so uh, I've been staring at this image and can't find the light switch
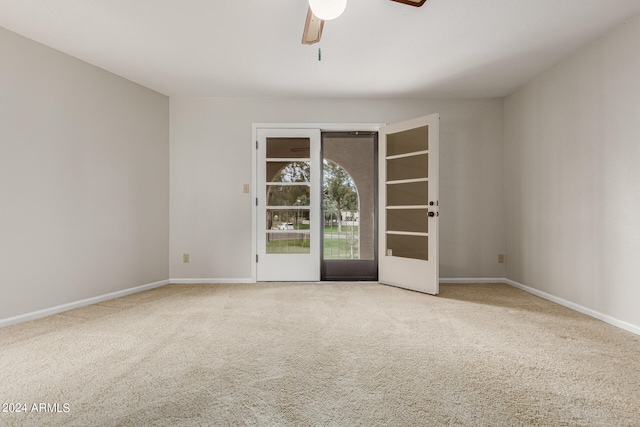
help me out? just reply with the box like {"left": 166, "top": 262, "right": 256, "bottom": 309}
{"left": 243, "top": 184, "right": 250, "bottom": 193}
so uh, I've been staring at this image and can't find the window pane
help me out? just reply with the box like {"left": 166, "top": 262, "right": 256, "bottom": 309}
{"left": 266, "top": 185, "right": 310, "bottom": 206}
{"left": 387, "top": 153, "right": 428, "bottom": 181}
{"left": 387, "top": 126, "right": 428, "bottom": 156}
{"left": 266, "top": 210, "right": 310, "bottom": 231}
{"left": 266, "top": 137, "right": 310, "bottom": 159}
{"left": 387, "top": 209, "right": 428, "bottom": 233}
{"left": 386, "top": 181, "right": 428, "bottom": 206}
{"left": 387, "top": 234, "right": 428, "bottom": 261}
{"left": 266, "top": 232, "right": 311, "bottom": 254}
{"left": 267, "top": 161, "right": 310, "bottom": 183}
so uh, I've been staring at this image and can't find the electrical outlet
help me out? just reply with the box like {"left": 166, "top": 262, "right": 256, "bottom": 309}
{"left": 183, "top": 253, "right": 190, "bottom": 263}
{"left": 386, "top": 249, "right": 393, "bottom": 256}
{"left": 498, "top": 253, "right": 505, "bottom": 264}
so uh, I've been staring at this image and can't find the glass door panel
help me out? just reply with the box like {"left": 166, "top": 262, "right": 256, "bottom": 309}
{"left": 266, "top": 185, "right": 310, "bottom": 206}
{"left": 386, "top": 136, "right": 429, "bottom": 261}
{"left": 386, "top": 234, "right": 428, "bottom": 261}
{"left": 266, "top": 138, "right": 311, "bottom": 158}
{"left": 387, "top": 153, "right": 428, "bottom": 181}
{"left": 267, "top": 161, "right": 310, "bottom": 183}
{"left": 387, "top": 208, "right": 429, "bottom": 233}
{"left": 386, "top": 181, "right": 428, "bottom": 207}
{"left": 387, "top": 126, "right": 428, "bottom": 156}
{"left": 265, "top": 138, "right": 312, "bottom": 257}
{"left": 265, "top": 209, "right": 310, "bottom": 254}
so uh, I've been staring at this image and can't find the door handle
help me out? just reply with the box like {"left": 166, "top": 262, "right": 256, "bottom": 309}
{"left": 428, "top": 211, "right": 435, "bottom": 217}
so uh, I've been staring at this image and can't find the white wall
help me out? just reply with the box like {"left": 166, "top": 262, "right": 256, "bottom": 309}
{"left": 0, "top": 27, "right": 169, "bottom": 320}
{"left": 504, "top": 15, "right": 640, "bottom": 328}
{"left": 170, "top": 97, "right": 504, "bottom": 281}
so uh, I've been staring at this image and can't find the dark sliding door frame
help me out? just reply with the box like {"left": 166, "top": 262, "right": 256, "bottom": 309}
{"left": 321, "top": 131, "right": 379, "bottom": 281}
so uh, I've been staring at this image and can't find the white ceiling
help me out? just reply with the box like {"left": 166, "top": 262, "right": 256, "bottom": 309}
{"left": 2, "top": 0, "right": 640, "bottom": 98}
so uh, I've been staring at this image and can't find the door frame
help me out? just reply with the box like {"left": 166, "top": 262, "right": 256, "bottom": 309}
{"left": 321, "top": 131, "right": 379, "bottom": 281}
{"left": 252, "top": 123, "right": 384, "bottom": 282}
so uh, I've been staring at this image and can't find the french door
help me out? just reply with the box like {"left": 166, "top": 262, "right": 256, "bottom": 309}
{"left": 256, "top": 128, "right": 321, "bottom": 281}
{"left": 254, "top": 115, "right": 438, "bottom": 291}
{"left": 378, "top": 114, "right": 439, "bottom": 295}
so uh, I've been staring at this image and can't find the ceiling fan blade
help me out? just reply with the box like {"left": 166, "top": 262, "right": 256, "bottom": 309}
{"left": 301, "top": 7, "right": 324, "bottom": 45}
{"left": 390, "top": 0, "right": 427, "bottom": 6}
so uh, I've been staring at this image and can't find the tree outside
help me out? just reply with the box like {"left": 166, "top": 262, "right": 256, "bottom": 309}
{"left": 267, "top": 161, "right": 311, "bottom": 230}
{"left": 323, "top": 160, "right": 357, "bottom": 232}
{"left": 265, "top": 159, "right": 360, "bottom": 258}
{"left": 323, "top": 160, "right": 359, "bottom": 259}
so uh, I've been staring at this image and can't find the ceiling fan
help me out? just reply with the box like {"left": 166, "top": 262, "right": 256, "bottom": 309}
{"left": 302, "top": 0, "right": 427, "bottom": 45}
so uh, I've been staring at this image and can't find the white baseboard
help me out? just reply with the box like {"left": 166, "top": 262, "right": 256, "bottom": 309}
{"left": 503, "top": 278, "right": 640, "bottom": 336}
{"left": 0, "top": 279, "right": 170, "bottom": 328}
{"left": 440, "top": 278, "right": 505, "bottom": 284}
{"left": 4, "top": 277, "right": 638, "bottom": 337}
{"left": 441, "top": 277, "right": 640, "bottom": 336}
{"left": 170, "top": 278, "right": 254, "bottom": 284}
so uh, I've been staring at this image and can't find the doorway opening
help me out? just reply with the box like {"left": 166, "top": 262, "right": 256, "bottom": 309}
{"left": 253, "top": 116, "right": 437, "bottom": 292}
{"left": 321, "top": 132, "right": 378, "bottom": 281}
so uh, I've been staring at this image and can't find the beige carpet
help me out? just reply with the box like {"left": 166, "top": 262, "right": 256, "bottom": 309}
{"left": 1, "top": 283, "right": 639, "bottom": 426}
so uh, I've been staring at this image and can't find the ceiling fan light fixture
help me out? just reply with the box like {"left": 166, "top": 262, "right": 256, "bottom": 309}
{"left": 308, "top": 0, "right": 347, "bottom": 21}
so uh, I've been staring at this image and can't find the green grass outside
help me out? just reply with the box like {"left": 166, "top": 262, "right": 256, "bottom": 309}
{"left": 266, "top": 226, "right": 359, "bottom": 259}
{"left": 266, "top": 238, "right": 310, "bottom": 254}
{"left": 323, "top": 225, "right": 359, "bottom": 234}
{"left": 323, "top": 238, "right": 359, "bottom": 259}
